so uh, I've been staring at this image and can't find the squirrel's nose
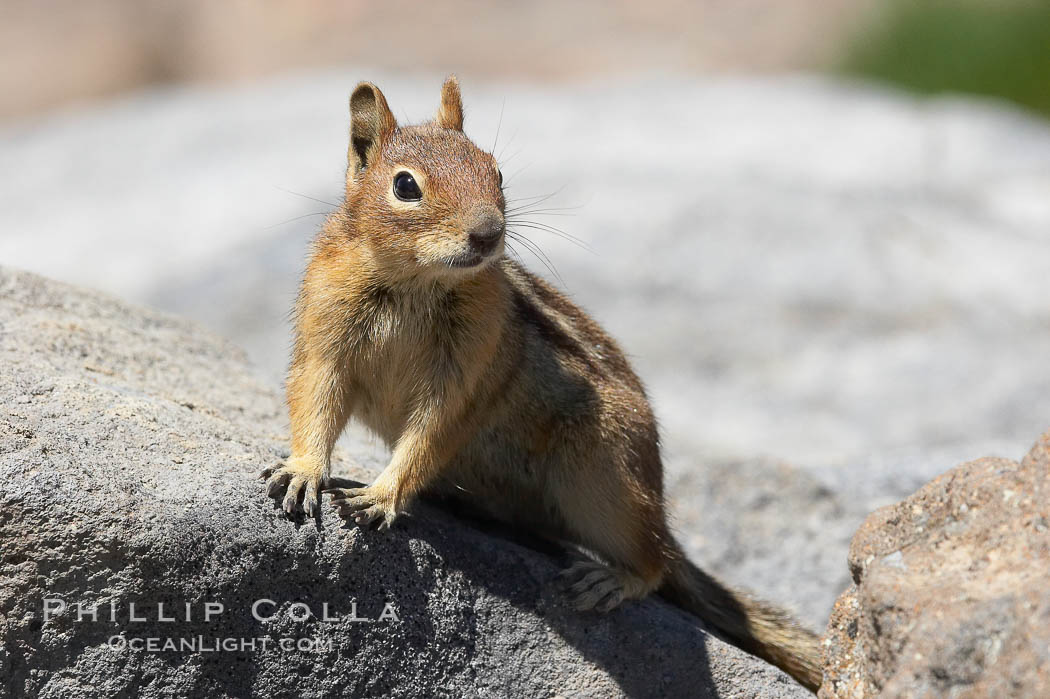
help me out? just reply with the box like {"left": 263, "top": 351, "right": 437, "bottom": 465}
{"left": 467, "top": 212, "right": 504, "bottom": 255}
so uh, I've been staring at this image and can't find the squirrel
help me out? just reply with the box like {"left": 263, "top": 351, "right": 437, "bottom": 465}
{"left": 261, "top": 76, "right": 822, "bottom": 692}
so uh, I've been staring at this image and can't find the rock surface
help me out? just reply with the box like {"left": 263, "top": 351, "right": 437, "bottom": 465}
{"left": 0, "top": 266, "right": 808, "bottom": 698}
{"left": 820, "top": 431, "right": 1050, "bottom": 698}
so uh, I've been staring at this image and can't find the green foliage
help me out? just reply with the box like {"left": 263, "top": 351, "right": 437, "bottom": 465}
{"left": 840, "top": 0, "right": 1050, "bottom": 117}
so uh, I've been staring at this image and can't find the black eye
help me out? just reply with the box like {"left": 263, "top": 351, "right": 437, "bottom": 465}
{"left": 393, "top": 171, "right": 422, "bottom": 201}
{"left": 497, "top": 169, "right": 503, "bottom": 187}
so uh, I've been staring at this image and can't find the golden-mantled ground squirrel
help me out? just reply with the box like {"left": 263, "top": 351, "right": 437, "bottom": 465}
{"left": 262, "top": 77, "right": 822, "bottom": 691}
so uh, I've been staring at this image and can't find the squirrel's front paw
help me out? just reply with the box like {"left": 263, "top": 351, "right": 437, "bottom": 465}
{"left": 261, "top": 460, "right": 326, "bottom": 517}
{"left": 325, "top": 484, "right": 400, "bottom": 530}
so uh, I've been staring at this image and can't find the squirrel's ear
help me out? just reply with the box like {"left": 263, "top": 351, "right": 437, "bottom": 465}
{"left": 436, "top": 75, "right": 464, "bottom": 131}
{"left": 348, "top": 82, "right": 397, "bottom": 174}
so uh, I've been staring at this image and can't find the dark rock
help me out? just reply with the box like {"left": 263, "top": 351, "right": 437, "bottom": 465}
{"left": 0, "top": 266, "right": 806, "bottom": 698}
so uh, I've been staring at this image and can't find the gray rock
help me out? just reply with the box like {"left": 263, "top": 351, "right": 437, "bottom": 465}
{"left": 0, "top": 266, "right": 808, "bottom": 698}
{"left": 820, "top": 430, "right": 1050, "bottom": 698}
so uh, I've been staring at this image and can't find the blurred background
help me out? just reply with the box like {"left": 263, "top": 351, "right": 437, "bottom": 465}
{"left": 2, "top": 0, "right": 1049, "bottom": 627}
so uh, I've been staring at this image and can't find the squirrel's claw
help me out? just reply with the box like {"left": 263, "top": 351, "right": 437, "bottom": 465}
{"left": 262, "top": 462, "right": 324, "bottom": 518}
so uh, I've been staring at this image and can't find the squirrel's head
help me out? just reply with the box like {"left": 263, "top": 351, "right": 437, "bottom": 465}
{"left": 342, "top": 76, "right": 505, "bottom": 281}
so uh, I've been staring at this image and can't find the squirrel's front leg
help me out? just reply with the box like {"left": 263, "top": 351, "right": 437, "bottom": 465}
{"left": 262, "top": 342, "right": 352, "bottom": 517}
{"left": 326, "top": 399, "right": 468, "bottom": 530}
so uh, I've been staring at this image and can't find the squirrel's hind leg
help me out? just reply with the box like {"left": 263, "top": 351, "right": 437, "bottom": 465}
{"left": 549, "top": 474, "right": 669, "bottom": 613}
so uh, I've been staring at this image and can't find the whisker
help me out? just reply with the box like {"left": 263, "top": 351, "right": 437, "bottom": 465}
{"left": 506, "top": 217, "right": 585, "bottom": 235}
{"left": 501, "top": 162, "right": 538, "bottom": 190}
{"left": 506, "top": 221, "right": 595, "bottom": 254}
{"left": 505, "top": 185, "right": 567, "bottom": 207}
{"left": 505, "top": 189, "right": 563, "bottom": 202}
{"left": 505, "top": 206, "right": 582, "bottom": 221}
{"left": 507, "top": 230, "right": 565, "bottom": 285}
{"left": 496, "top": 128, "right": 519, "bottom": 163}
{"left": 498, "top": 150, "right": 526, "bottom": 172}
{"left": 491, "top": 97, "right": 506, "bottom": 154}
{"left": 505, "top": 200, "right": 582, "bottom": 215}
{"left": 504, "top": 240, "right": 526, "bottom": 266}
{"left": 264, "top": 212, "right": 330, "bottom": 229}
{"left": 273, "top": 185, "right": 341, "bottom": 209}
{"left": 505, "top": 208, "right": 578, "bottom": 217}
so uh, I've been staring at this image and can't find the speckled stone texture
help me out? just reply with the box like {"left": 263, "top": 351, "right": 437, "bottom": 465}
{"left": 821, "top": 431, "right": 1050, "bottom": 698}
{"left": 0, "top": 266, "right": 807, "bottom": 698}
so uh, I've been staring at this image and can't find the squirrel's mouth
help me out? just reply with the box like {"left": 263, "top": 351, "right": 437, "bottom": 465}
{"left": 442, "top": 237, "right": 505, "bottom": 271}
{"left": 445, "top": 252, "right": 494, "bottom": 269}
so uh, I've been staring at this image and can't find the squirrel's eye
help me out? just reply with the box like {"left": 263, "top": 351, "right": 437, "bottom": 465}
{"left": 393, "top": 171, "right": 422, "bottom": 201}
{"left": 497, "top": 169, "right": 503, "bottom": 187}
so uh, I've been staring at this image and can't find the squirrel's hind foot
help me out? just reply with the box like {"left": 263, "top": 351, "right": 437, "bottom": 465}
{"left": 559, "top": 560, "right": 651, "bottom": 613}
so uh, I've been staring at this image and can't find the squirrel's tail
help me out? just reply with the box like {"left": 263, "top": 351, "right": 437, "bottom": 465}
{"left": 657, "top": 548, "right": 822, "bottom": 693}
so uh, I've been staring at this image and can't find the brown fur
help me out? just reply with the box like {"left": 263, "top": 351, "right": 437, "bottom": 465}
{"left": 262, "top": 76, "right": 822, "bottom": 691}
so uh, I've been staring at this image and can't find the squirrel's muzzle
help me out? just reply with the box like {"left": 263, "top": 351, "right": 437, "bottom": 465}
{"left": 466, "top": 209, "right": 505, "bottom": 256}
